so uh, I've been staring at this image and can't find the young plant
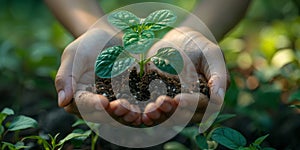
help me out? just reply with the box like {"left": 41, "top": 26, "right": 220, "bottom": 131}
{"left": 0, "top": 107, "right": 38, "bottom": 150}
{"left": 95, "top": 9, "right": 183, "bottom": 78}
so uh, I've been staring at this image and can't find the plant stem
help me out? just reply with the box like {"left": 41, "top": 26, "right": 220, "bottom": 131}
{"left": 91, "top": 132, "right": 99, "bottom": 150}
{"left": 139, "top": 53, "right": 145, "bottom": 77}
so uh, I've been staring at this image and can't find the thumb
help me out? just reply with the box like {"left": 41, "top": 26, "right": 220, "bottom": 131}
{"left": 55, "top": 42, "right": 78, "bottom": 107}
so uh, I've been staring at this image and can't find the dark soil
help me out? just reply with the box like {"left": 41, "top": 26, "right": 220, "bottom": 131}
{"left": 95, "top": 67, "right": 210, "bottom": 102}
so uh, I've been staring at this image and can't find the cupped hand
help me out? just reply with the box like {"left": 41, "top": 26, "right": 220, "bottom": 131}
{"left": 55, "top": 28, "right": 141, "bottom": 126}
{"left": 142, "top": 27, "right": 230, "bottom": 126}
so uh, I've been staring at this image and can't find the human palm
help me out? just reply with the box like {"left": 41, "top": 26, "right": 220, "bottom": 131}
{"left": 142, "top": 27, "right": 229, "bottom": 125}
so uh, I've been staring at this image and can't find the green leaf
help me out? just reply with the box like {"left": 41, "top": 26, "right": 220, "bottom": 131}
{"left": 22, "top": 135, "right": 51, "bottom": 149}
{"left": 144, "top": 9, "right": 177, "bottom": 31}
{"left": 211, "top": 127, "right": 246, "bottom": 149}
{"left": 95, "top": 46, "right": 135, "bottom": 78}
{"left": 163, "top": 141, "right": 189, "bottom": 150}
{"left": 1, "top": 108, "right": 14, "bottom": 115}
{"left": 107, "top": 10, "right": 140, "bottom": 30}
{"left": 0, "top": 108, "right": 14, "bottom": 124}
{"left": 289, "top": 105, "right": 300, "bottom": 109}
{"left": 8, "top": 115, "right": 38, "bottom": 131}
{"left": 178, "top": 127, "right": 198, "bottom": 139}
{"left": 288, "top": 90, "right": 300, "bottom": 102}
{"left": 253, "top": 134, "right": 269, "bottom": 146}
{"left": 151, "top": 47, "right": 183, "bottom": 75}
{"left": 72, "top": 119, "right": 86, "bottom": 127}
{"left": 123, "top": 30, "right": 154, "bottom": 54}
{"left": 14, "top": 141, "right": 30, "bottom": 150}
{"left": 58, "top": 130, "right": 91, "bottom": 146}
{"left": 214, "top": 114, "right": 236, "bottom": 125}
{"left": 195, "top": 134, "right": 208, "bottom": 149}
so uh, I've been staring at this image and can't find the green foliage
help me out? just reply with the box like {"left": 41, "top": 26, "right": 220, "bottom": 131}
{"left": 0, "top": 107, "right": 38, "bottom": 149}
{"left": 172, "top": 114, "right": 275, "bottom": 150}
{"left": 211, "top": 127, "right": 247, "bottom": 149}
{"left": 144, "top": 10, "right": 177, "bottom": 31}
{"left": 8, "top": 115, "right": 38, "bottom": 131}
{"left": 151, "top": 47, "right": 183, "bottom": 75}
{"left": 123, "top": 30, "right": 154, "bottom": 54}
{"left": 95, "top": 9, "right": 183, "bottom": 78}
{"left": 107, "top": 10, "right": 140, "bottom": 30}
{"left": 95, "top": 46, "right": 135, "bottom": 78}
{"left": 195, "top": 134, "right": 208, "bottom": 149}
{"left": 163, "top": 141, "right": 189, "bottom": 150}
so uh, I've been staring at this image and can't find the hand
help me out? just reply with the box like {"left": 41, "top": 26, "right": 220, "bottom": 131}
{"left": 55, "top": 28, "right": 141, "bottom": 126}
{"left": 142, "top": 27, "right": 230, "bottom": 126}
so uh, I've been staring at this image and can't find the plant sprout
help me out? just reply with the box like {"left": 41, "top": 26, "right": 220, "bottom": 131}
{"left": 95, "top": 9, "right": 183, "bottom": 78}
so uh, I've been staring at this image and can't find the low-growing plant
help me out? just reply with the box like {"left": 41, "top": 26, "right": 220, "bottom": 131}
{"left": 95, "top": 9, "right": 183, "bottom": 78}
{"left": 165, "top": 114, "right": 275, "bottom": 150}
{"left": 0, "top": 107, "right": 37, "bottom": 150}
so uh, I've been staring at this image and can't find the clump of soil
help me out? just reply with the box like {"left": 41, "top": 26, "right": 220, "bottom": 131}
{"left": 95, "top": 67, "right": 210, "bottom": 102}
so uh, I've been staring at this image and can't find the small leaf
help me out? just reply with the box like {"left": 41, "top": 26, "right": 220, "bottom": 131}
{"left": 253, "top": 134, "right": 269, "bottom": 146}
{"left": 151, "top": 47, "right": 183, "bottom": 75}
{"left": 214, "top": 114, "right": 236, "bottom": 124}
{"left": 211, "top": 127, "right": 246, "bottom": 149}
{"left": 1, "top": 108, "right": 14, "bottom": 115}
{"left": 163, "top": 141, "right": 189, "bottom": 150}
{"left": 195, "top": 134, "right": 208, "bottom": 149}
{"left": 123, "top": 30, "right": 154, "bottom": 54}
{"left": 1, "top": 108, "right": 14, "bottom": 125}
{"left": 144, "top": 9, "right": 177, "bottom": 31}
{"left": 15, "top": 141, "right": 30, "bottom": 150}
{"left": 108, "top": 10, "right": 140, "bottom": 30}
{"left": 72, "top": 119, "right": 86, "bottom": 127}
{"left": 58, "top": 130, "right": 91, "bottom": 146}
{"left": 288, "top": 90, "right": 300, "bottom": 102}
{"left": 178, "top": 127, "right": 198, "bottom": 139}
{"left": 289, "top": 105, "right": 300, "bottom": 109}
{"left": 95, "top": 46, "right": 135, "bottom": 78}
{"left": 8, "top": 115, "right": 38, "bottom": 131}
{"left": 22, "top": 135, "right": 51, "bottom": 149}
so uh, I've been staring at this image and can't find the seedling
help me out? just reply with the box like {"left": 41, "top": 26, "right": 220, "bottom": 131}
{"left": 95, "top": 9, "right": 183, "bottom": 78}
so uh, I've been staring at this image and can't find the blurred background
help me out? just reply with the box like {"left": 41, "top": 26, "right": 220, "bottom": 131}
{"left": 0, "top": 0, "right": 299, "bottom": 149}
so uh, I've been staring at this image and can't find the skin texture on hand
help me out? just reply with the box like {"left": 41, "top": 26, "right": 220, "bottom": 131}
{"left": 142, "top": 27, "right": 230, "bottom": 126}
{"left": 45, "top": 0, "right": 251, "bottom": 127}
{"left": 55, "top": 28, "right": 142, "bottom": 126}
{"left": 55, "top": 26, "right": 227, "bottom": 127}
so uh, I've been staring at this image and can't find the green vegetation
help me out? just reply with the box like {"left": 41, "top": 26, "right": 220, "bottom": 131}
{"left": 95, "top": 10, "right": 183, "bottom": 78}
{"left": 1, "top": 0, "right": 300, "bottom": 149}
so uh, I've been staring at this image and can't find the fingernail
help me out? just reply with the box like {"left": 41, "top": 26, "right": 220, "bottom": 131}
{"left": 58, "top": 90, "right": 65, "bottom": 106}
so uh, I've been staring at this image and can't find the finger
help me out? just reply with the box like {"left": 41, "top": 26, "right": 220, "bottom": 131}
{"left": 174, "top": 93, "right": 208, "bottom": 113}
{"left": 155, "top": 96, "right": 174, "bottom": 113}
{"left": 122, "top": 105, "right": 141, "bottom": 123}
{"left": 64, "top": 99, "right": 80, "bottom": 115}
{"left": 142, "top": 114, "right": 153, "bottom": 126}
{"left": 55, "top": 42, "right": 78, "bottom": 107}
{"left": 144, "top": 102, "right": 161, "bottom": 120}
{"left": 132, "top": 115, "right": 142, "bottom": 126}
{"left": 74, "top": 91, "right": 109, "bottom": 113}
{"left": 208, "top": 75, "right": 226, "bottom": 105}
{"left": 109, "top": 99, "right": 130, "bottom": 117}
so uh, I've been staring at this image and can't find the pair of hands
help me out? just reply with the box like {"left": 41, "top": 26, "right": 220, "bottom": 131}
{"left": 55, "top": 26, "right": 228, "bottom": 126}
